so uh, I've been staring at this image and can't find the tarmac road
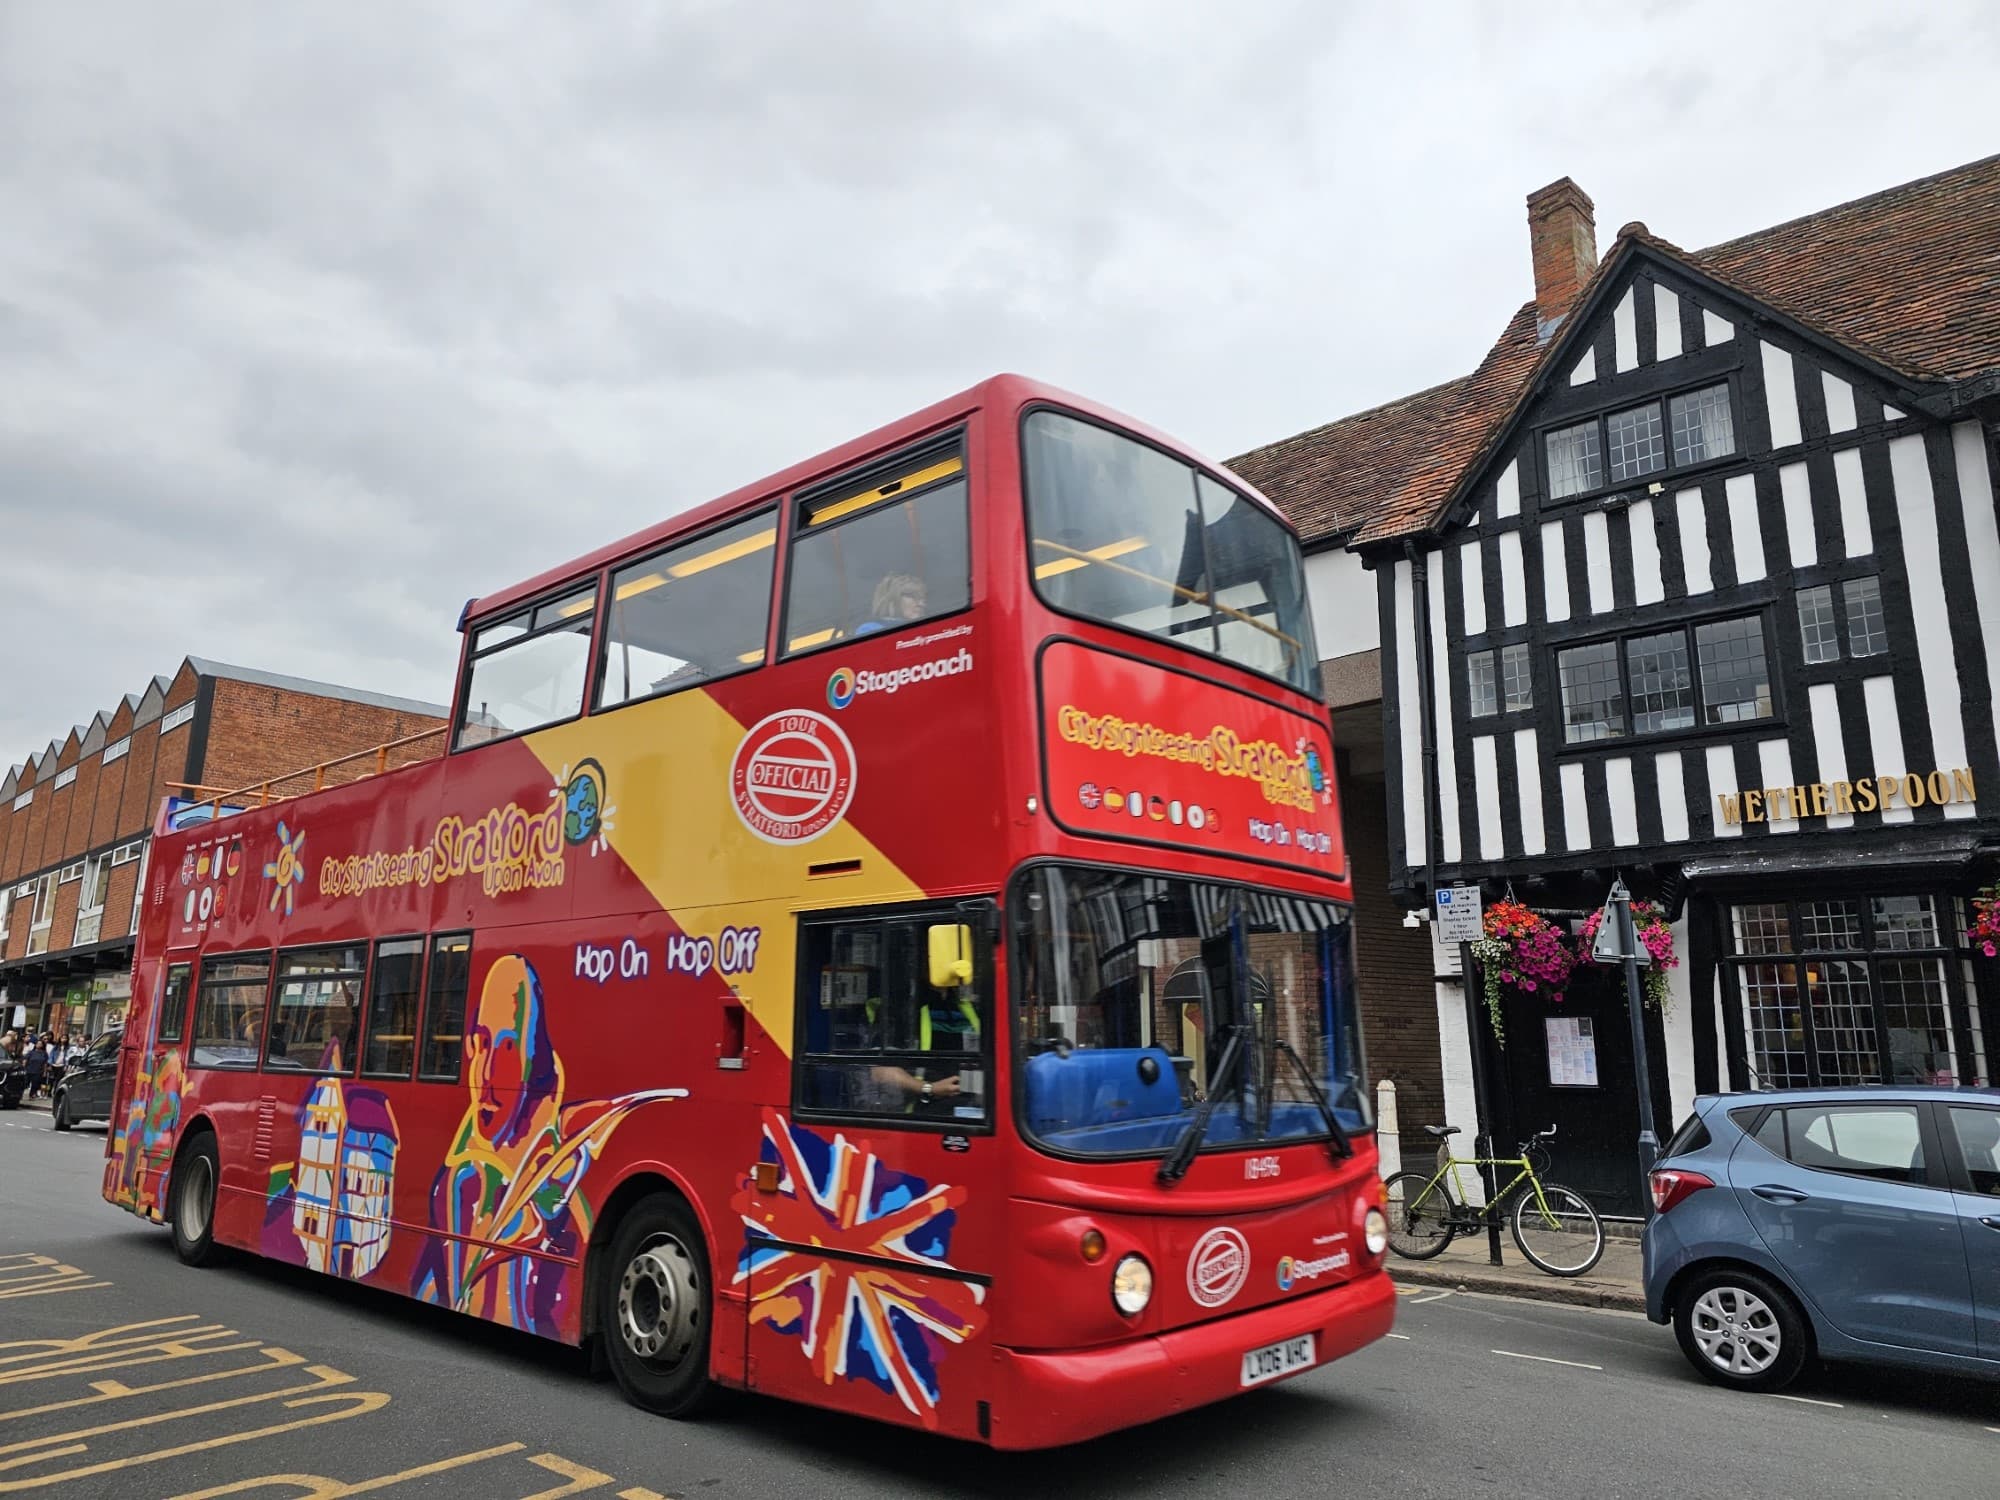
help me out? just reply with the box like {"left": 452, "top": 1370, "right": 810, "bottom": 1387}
{"left": 2, "top": 1112, "right": 1996, "bottom": 1499}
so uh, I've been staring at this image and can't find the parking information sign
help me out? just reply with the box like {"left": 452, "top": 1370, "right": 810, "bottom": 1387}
{"left": 1435, "top": 884, "right": 1483, "bottom": 944}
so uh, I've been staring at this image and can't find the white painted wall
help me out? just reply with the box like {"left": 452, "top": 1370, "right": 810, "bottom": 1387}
{"left": 1434, "top": 977, "right": 1485, "bottom": 1205}
{"left": 1304, "top": 547, "right": 1379, "bottom": 661}
{"left": 1663, "top": 916, "right": 1696, "bottom": 1122}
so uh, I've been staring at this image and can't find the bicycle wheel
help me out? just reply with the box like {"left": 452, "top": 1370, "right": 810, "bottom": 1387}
{"left": 1383, "top": 1171, "right": 1458, "bottom": 1260}
{"left": 1509, "top": 1181, "right": 1604, "bottom": 1276}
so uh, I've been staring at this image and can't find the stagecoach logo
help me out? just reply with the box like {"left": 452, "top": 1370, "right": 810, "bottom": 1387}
{"left": 1186, "top": 1225, "right": 1250, "bottom": 1308}
{"left": 730, "top": 710, "right": 858, "bottom": 846}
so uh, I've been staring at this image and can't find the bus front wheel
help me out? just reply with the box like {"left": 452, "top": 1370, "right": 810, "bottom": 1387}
{"left": 599, "top": 1193, "right": 714, "bottom": 1418}
{"left": 169, "top": 1134, "right": 224, "bottom": 1267}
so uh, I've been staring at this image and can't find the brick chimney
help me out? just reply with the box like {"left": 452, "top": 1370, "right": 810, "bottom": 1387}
{"left": 1527, "top": 177, "right": 1597, "bottom": 339}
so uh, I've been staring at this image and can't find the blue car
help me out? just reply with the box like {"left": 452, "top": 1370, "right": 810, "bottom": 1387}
{"left": 1643, "top": 1087, "right": 2000, "bottom": 1392}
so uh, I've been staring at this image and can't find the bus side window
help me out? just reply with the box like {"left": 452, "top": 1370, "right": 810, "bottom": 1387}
{"left": 363, "top": 937, "right": 425, "bottom": 1080}
{"left": 456, "top": 587, "right": 598, "bottom": 751}
{"left": 795, "top": 909, "right": 988, "bottom": 1127}
{"left": 156, "top": 963, "right": 193, "bottom": 1045}
{"left": 190, "top": 953, "right": 273, "bottom": 1069}
{"left": 781, "top": 441, "right": 971, "bottom": 655}
{"left": 598, "top": 509, "right": 778, "bottom": 709}
{"left": 419, "top": 933, "right": 473, "bottom": 1082}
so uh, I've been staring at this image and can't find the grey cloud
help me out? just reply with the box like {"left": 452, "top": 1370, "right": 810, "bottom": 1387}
{"left": 4, "top": 0, "right": 1999, "bottom": 763}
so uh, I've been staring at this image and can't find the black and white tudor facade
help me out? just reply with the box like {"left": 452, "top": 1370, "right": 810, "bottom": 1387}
{"left": 1369, "top": 233, "right": 2000, "bottom": 1207}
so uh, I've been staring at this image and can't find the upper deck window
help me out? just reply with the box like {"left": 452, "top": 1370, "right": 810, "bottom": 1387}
{"left": 1023, "top": 412, "right": 1318, "bottom": 694}
{"left": 781, "top": 441, "right": 971, "bottom": 655}
{"left": 457, "top": 585, "right": 598, "bottom": 750}
{"left": 599, "top": 510, "right": 778, "bottom": 707}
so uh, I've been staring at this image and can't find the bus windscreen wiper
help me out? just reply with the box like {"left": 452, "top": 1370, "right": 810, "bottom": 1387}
{"left": 1273, "top": 1039, "right": 1354, "bottom": 1161}
{"left": 1157, "top": 1027, "right": 1243, "bottom": 1184}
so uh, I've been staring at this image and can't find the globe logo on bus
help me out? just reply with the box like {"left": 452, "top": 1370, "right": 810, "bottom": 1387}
{"left": 1187, "top": 1225, "right": 1250, "bottom": 1308}
{"left": 826, "top": 667, "right": 857, "bottom": 711}
{"left": 561, "top": 759, "right": 607, "bottom": 845}
{"left": 730, "top": 710, "right": 858, "bottom": 845}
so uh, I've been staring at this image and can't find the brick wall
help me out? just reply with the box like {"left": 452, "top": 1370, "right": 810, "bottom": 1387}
{"left": 0, "top": 660, "right": 444, "bottom": 979}
{"left": 198, "top": 680, "right": 448, "bottom": 797}
{"left": 1341, "top": 754, "right": 1445, "bottom": 1164}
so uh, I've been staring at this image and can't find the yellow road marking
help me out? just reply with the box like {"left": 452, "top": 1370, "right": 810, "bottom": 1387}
{"left": 0, "top": 1364, "right": 358, "bottom": 1459}
{"left": 162, "top": 1441, "right": 530, "bottom": 1498}
{"left": 619, "top": 1489, "right": 674, "bottom": 1500}
{"left": 0, "top": 1390, "right": 390, "bottom": 1493}
{"left": 0, "top": 1346, "right": 307, "bottom": 1424}
{"left": 520, "top": 1452, "right": 617, "bottom": 1497}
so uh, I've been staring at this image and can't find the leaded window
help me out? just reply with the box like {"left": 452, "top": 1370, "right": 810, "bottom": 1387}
{"left": 1727, "top": 895, "right": 1978, "bottom": 1091}
{"left": 1545, "top": 421, "right": 1603, "bottom": 500}
{"left": 1557, "top": 640, "right": 1625, "bottom": 743}
{"left": 1797, "top": 585, "right": 1839, "bottom": 664}
{"left": 1694, "top": 616, "right": 1773, "bottom": 724}
{"left": 1669, "top": 383, "right": 1736, "bottom": 466}
{"left": 1543, "top": 381, "right": 1736, "bottom": 503}
{"left": 1844, "top": 576, "right": 1888, "bottom": 657}
{"left": 1625, "top": 629, "right": 1695, "bottom": 734}
{"left": 1606, "top": 402, "right": 1666, "bottom": 483}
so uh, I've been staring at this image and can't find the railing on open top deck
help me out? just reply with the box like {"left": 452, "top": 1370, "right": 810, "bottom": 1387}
{"left": 164, "top": 725, "right": 449, "bottom": 823}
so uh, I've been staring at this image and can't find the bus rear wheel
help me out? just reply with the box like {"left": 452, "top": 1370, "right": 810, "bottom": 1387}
{"left": 599, "top": 1193, "right": 713, "bottom": 1418}
{"left": 169, "top": 1133, "right": 225, "bottom": 1267}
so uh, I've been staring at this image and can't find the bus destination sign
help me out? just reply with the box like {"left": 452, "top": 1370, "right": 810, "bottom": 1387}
{"left": 1039, "top": 641, "right": 1345, "bottom": 877}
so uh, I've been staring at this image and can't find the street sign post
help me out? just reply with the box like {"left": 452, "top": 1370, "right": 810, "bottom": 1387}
{"left": 1597, "top": 877, "right": 1661, "bottom": 1210}
{"left": 1436, "top": 883, "right": 1503, "bottom": 1264}
{"left": 1435, "top": 884, "right": 1483, "bottom": 944}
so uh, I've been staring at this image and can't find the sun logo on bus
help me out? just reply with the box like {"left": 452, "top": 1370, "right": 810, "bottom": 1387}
{"left": 263, "top": 821, "right": 307, "bottom": 917}
{"left": 825, "top": 667, "right": 857, "bottom": 710}
{"left": 551, "top": 760, "right": 615, "bottom": 857}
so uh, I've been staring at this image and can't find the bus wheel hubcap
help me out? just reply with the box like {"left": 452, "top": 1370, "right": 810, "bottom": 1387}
{"left": 619, "top": 1235, "right": 698, "bottom": 1366}
{"left": 181, "top": 1158, "right": 212, "bottom": 1241}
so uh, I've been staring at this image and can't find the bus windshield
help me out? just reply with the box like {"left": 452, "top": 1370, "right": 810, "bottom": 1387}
{"left": 1022, "top": 411, "right": 1318, "bottom": 693}
{"left": 1014, "top": 865, "right": 1369, "bottom": 1160}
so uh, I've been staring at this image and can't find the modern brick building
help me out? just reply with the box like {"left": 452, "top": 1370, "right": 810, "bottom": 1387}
{"left": 0, "top": 657, "right": 447, "bottom": 1040}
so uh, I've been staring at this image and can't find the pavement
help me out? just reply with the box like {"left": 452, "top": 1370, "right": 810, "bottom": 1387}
{"left": 1387, "top": 1230, "right": 1648, "bottom": 1312}
{"left": 4, "top": 1116, "right": 1998, "bottom": 1499}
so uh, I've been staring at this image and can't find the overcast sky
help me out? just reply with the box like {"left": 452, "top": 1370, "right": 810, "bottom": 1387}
{"left": 4, "top": 1, "right": 1997, "bottom": 769}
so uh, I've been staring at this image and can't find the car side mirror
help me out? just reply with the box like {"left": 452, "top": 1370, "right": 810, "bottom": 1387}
{"left": 927, "top": 923, "right": 974, "bottom": 990}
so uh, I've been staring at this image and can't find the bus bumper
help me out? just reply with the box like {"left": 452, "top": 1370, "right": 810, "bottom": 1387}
{"left": 986, "top": 1268, "right": 1396, "bottom": 1449}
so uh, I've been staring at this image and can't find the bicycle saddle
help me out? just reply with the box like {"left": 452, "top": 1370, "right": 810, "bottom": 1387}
{"left": 1422, "top": 1124, "right": 1460, "bottom": 1137}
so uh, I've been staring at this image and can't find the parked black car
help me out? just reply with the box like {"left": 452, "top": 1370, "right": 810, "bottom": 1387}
{"left": 0, "top": 1059, "right": 24, "bottom": 1110}
{"left": 51, "top": 1030, "right": 121, "bottom": 1130}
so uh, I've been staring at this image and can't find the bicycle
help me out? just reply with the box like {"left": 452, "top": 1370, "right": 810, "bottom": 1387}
{"left": 1382, "top": 1124, "right": 1606, "bottom": 1277}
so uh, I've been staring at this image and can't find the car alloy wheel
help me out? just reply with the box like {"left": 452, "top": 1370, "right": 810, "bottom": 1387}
{"left": 1689, "top": 1284, "right": 1781, "bottom": 1377}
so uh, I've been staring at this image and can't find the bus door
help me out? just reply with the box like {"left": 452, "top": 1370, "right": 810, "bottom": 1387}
{"left": 737, "top": 904, "right": 998, "bottom": 1433}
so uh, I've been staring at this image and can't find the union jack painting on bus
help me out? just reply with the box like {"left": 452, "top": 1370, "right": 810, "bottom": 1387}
{"left": 733, "top": 1108, "right": 988, "bottom": 1425}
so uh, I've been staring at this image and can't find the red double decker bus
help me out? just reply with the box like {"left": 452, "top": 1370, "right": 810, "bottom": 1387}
{"left": 105, "top": 375, "right": 1392, "bottom": 1448}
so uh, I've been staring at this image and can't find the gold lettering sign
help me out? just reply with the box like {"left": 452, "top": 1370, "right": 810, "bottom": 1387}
{"left": 1718, "top": 767, "right": 1976, "bottom": 825}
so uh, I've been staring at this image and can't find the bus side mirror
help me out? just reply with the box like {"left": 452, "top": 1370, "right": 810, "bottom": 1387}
{"left": 927, "top": 924, "right": 974, "bottom": 990}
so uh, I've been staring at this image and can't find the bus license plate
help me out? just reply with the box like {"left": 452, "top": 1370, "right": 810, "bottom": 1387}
{"left": 1240, "top": 1333, "right": 1315, "bottom": 1387}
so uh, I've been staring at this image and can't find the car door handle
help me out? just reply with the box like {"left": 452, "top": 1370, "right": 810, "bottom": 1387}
{"left": 1980, "top": 1216, "right": 2000, "bottom": 1232}
{"left": 1751, "top": 1185, "right": 1810, "bottom": 1204}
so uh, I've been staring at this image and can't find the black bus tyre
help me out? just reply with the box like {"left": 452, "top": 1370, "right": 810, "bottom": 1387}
{"left": 1382, "top": 1171, "right": 1457, "bottom": 1260}
{"left": 169, "top": 1133, "right": 225, "bottom": 1267}
{"left": 599, "top": 1193, "right": 715, "bottom": 1418}
{"left": 51, "top": 1090, "right": 71, "bottom": 1132}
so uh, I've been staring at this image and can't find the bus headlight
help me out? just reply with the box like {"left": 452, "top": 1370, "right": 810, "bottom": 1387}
{"left": 1111, "top": 1253, "right": 1153, "bottom": 1316}
{"left": 1363, "top": 1207, "right": 1390, "bottom": 1257}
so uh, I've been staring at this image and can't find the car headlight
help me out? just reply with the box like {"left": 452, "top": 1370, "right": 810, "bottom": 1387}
{"left": 1364, "top": 1208, "right": 1389, "bottom": 1256}
{"left": 1111, "top": 1253, "right": 1154, "bottom": 1316}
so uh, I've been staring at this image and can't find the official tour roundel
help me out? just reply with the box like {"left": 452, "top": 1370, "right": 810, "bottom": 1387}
{"left": 730, "top": 709, "right": 858, "bottom": 845}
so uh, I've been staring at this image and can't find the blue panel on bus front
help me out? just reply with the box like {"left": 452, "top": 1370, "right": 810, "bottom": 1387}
{"left": 1024, "top": 1046, "right": 1182, "bottom": 1134}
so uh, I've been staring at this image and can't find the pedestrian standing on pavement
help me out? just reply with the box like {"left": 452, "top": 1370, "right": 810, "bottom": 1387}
{"left": 23, "top": 1035, "right": 47, "bottom": 1099}
{"left": 44, "top": 1035, "right": 67, "bottom": 1095}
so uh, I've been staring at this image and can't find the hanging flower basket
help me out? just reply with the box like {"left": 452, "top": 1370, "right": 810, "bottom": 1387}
{"left": 1468, "top": 900, "right": 1577, "bottom": 1045}
{"left": 1578, "top": 899, "right": 1680, "bottom": 1011}
{"left": 1971, "top": 883, "right": 2000, "bottom": 958}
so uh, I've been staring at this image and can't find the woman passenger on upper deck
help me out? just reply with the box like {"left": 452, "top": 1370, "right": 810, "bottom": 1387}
{"left": 855, "top": 573, "right": 927, "bottom": 635}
